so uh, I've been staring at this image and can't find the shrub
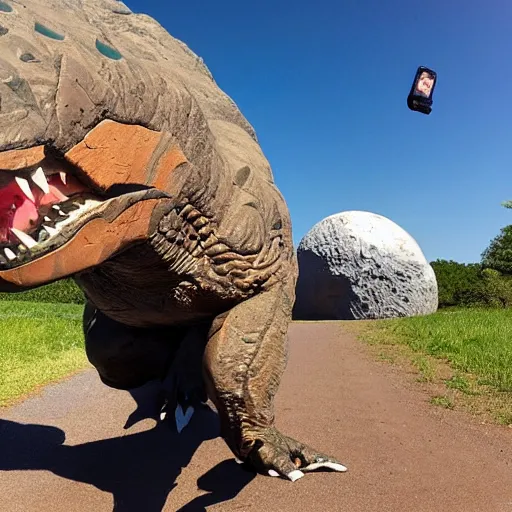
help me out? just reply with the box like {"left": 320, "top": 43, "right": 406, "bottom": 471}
{"left": 431, "top": 260, "right": 512, "bottom": 309}
{"left": 479, "top": 269, "right": 512, "bottom": 307}
{"left": 430, "top": 260, "right": 482, "bottom": 308}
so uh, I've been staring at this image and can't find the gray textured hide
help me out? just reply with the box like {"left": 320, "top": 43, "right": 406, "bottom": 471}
{"left": 293, "top": 211, "right": 438, "bottom": 320}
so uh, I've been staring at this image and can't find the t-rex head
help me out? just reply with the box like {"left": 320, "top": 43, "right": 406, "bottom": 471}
{"left": 0, "top": 0, "right": 271, "bottom": 292}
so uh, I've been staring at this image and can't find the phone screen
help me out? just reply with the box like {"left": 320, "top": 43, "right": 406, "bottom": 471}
{"left": 414, "top": 70, "right": 436, "bottom": 98}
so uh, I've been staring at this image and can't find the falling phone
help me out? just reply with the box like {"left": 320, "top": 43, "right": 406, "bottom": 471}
{"left": 407, "top": 66, "right": 437, "bottom": 115}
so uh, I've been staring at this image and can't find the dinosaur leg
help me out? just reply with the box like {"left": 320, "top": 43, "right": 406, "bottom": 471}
{"left": 83, "top": 302, "right": 180, "bottom": 391}
{"left": 84, "top": 302, "right": 209, "bottom": 432}
{"left": 159, "top": 323, "right": 210, "bottom": 433}
{"left": 203, "top": 285, "right": 347, "bottom": 482}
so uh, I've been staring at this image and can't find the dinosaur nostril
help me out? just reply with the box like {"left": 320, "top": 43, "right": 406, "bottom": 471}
{"left": 95, "top": 39, "right": 122, "bottom": 60}
{"left": 0, "top": 1, "right": 12, "bottom": 13}
{"left": 0, "top": 25, "right": 8, "bottom": 35}
{"left": 34, "top": 22, "right": 65, "bottom": 41}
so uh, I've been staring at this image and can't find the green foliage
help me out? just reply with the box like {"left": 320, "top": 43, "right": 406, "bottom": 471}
{"left": 431, "top": 259, "right": 512, "bottom": 309}
{"left": 433, "top": 212, "right": 512, "bottom": 308}
{"left": 502, "top": 200, "right": 512, "bottom": 209}
{"left": 0, "top": 279, "right": 85, "bottom": 305}
{"left": 480, "top": 269, "right": 512, "bottom": 307}
{"left": 430, "top": 260, "right": 482, "bottom": 307}
{"left": 481, "top": 225, "right": 512, "bottom": 275}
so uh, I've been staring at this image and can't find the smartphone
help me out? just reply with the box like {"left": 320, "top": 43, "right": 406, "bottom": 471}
{"left": 407, "top": 66, "right": 437, "bottom": 115}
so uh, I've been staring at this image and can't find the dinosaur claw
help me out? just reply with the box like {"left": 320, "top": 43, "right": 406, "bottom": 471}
{"left": 268, "top": 469, "right": 280, "bottom": 477}
{"left": 175, "top": 404, "right": 194, "bottom": 433}
{"left": 287, "top": 470, "right": 305, "bottom": 482}
{"left": 303, "top": 461, "right": 348, "bottom": 472}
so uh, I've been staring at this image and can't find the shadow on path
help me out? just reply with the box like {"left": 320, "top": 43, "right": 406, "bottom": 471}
{"left": 175, "top": 459, "right": 255, "bottom": 512}
{"left": 0, "top": 384, "right": 255, "bottom": 511}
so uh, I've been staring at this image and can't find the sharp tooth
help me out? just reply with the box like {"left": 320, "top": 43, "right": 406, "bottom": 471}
{"left": 38, "top": 229, "right": 49, "bottom": 243}
{"left": 59, "top": 172, "right": 67, "bottom": 185}
{"left": 15, "top": 177, "right": 35, "bottom": 202}
{"left": 10, "top": 228, "right": 37, "bottom": 249}
{"left": 44, "top": 216, "right": 51, "bottom": 222}
{"left": 31, "top": 167, "right": 50, "bottom": 194}
{"left": 4, "top": 248, "right": 16, "bottom": 261}
{"left": 43, "top": 225, "right": 59, "bottom": 236}
{"left": 52, "top": 205, "right": 66, "bottom": 216}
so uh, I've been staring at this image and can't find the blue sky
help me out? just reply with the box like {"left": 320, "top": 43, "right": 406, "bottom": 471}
{"left": 127, "top": 0, "right": 511, "bottom": 263}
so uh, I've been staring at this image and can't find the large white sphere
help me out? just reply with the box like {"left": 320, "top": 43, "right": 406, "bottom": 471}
{"left": 293, "top": 211, "right": 438, "bottom": 320}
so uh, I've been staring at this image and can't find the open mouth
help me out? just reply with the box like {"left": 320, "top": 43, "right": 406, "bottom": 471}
{"left": 0, "top": 153, "right": 166, "bottom": 271}
{"left": 0, "top": 158, "right": 105, "bottom": 267}
{"left": 0, "top": 121, "right": 186, "bottom": 280}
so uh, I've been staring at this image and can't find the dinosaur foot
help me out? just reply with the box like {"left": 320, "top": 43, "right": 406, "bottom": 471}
{"left": 241, "top": 427, "right": 347, "bottom": 482}
{"left": 158, "top": 396, "right": 196, "bottom": 433}
{"left": 158, "top": 355, "right": 207, "bottom": 433}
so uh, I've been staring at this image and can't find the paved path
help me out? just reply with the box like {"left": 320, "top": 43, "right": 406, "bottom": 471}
{"left": 1, "top": 322, "right": 511, "bottom": 512}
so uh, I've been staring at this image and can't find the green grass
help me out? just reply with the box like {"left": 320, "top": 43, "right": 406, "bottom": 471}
{"left": 430, "top": 395, "right": 454, "bottom": 409}
{"left": 353, "top": 308, "right": 512, "bottom": 425}
{"left": 445, "top": 373, "right": 472, "bottom": 394}
{"left": 0, "top": 301, "right": 89, "bottom": 407}
{"left": 0, "top": 279, "right": 85, "bottom": 304}
{"left": 412, "top": 355, "right": 437, "bottom": 383}
{"left": 369, "top": 308, "right": 512, "bottom": 392}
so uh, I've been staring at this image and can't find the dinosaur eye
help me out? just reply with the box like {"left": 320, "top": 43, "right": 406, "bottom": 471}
{"left": 0, "top": 1, "right": 13, "bottom": 13}
{"left": 34, "top": 22, "right": 65, "bottom": 41}
{"left": 95, "top": 39, "right": 122, "bottom": 60}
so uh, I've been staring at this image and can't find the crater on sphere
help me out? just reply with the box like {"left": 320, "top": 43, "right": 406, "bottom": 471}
{"left": 293, "top": 211, "right": 438, "bottom": 320}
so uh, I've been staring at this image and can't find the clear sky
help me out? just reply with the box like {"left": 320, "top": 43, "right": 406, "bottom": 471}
{"left": 126, "top": 0, "right": 511, "bottom": 263}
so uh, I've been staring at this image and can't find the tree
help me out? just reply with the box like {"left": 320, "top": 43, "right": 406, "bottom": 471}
{"left": 430, "top": 259, "right": 482, "bottom": 307}
{"left": 481, "top": 225, "right": 512, "bottom": 275}
{"left": 431, "top": 259, "right": 512, "bottom": 308}
{"left": 480, "top": 268, "right": 512, "bottom": 307}
{"left": 503, "top": 201, "right": 512, "bottom": 209}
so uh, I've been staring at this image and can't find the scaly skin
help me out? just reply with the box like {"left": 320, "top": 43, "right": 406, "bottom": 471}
{"left": 0, "top": 0, "right": 346, "bottom": 481}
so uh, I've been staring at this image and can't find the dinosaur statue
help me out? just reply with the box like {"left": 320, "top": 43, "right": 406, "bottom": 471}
{"left": 0, "top": 0, "right": 346, "bottom": 481}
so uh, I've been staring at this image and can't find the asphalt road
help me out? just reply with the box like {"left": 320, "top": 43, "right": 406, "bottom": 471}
{"left": 1, "top": 322, "right": 511, "bottom": 512}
